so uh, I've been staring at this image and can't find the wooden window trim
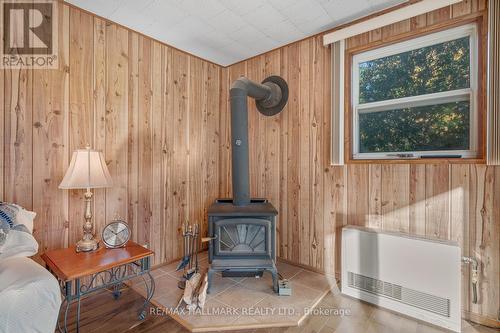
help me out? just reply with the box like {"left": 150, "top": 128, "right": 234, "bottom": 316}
{"left": 344, "top": 12, "right": 488, "bottom": 164}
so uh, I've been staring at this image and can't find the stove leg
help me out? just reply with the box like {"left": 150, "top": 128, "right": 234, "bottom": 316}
{"left": 207, "top": 269, "right": 214, "bottom": 294}
{"left": 270, "top": 268, "right": 278, "bottom": 293}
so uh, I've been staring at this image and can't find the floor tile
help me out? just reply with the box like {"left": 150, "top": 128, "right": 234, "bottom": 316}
{"left": 206, "top": 271, "right": 239, "bottom": 296}
{"left": 276, "top": 260, "right": 303, "bottom": 279}
{"left": 215, "top": 283, "right": 270, "bottom": 309}
{"left": 289, "top": 270, "right": 336, "bottom": 292}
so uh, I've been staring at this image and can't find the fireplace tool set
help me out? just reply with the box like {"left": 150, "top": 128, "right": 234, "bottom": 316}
{"left": 176, "top": 222, "right": 200, "bottom": 287}
{"left": 176, "top": 223, "right": 209, "bottom": 310}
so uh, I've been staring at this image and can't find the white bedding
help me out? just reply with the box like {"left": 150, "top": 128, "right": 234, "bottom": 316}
{"left": 0, "top": 257, "right": 61, "bottom": 333}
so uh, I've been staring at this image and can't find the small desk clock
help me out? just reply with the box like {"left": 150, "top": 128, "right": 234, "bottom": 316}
{"left": 102, "top": 219, "right": 131, "bottom": 248}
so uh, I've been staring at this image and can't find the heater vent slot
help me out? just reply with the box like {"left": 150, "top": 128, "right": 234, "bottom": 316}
{"left": 348, "top": 272, "right": 450, "bottom": 317}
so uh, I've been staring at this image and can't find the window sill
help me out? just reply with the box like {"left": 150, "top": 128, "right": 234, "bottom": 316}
{"left": 346, "top": 158, "right": 486, "bottom": 165}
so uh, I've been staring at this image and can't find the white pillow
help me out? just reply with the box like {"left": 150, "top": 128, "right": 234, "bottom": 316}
{"left": 0, "top": 230, "right": 38, "bottom": 260}
{"left": 0, "top": 202, "right": 38, "bottom": 260}
{"left": 10, "top": 203, "right": 36, "bottom": 233}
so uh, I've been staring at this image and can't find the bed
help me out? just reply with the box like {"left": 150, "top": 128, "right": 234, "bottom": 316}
{"left": 0, "top": 257, "right": 61, "bottom": 333}
{"left": 0, "top": 202, "right": 62, "bottom": 333}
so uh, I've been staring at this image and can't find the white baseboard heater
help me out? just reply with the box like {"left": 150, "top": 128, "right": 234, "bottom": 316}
{"left": 342, "top": 226, "right": 461, "bottom": 332}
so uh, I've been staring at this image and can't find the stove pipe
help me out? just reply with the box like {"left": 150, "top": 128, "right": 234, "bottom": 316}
{"left": 229, "top": 76, "right": 288, "bottom": 206}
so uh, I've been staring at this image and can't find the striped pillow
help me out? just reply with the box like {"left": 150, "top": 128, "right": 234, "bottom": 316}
{"left": 0, "top": 203, "right": 37, "bottom": 258}
{"left": 0, "top": 203, "right": 19, "bottom": 227}
{"left": 0, "top": 203, "right": 36, "bottom": 246}
{"left": 0, "top": 202, "right": 35, "bottom": 232}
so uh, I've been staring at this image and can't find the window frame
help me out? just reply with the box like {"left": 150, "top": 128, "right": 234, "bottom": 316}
{"left": 350, "top": 23, "right": 479, "bottom": 160}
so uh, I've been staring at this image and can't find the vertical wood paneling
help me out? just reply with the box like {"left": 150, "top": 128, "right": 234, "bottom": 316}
{"left": 452, "top": 0, "right": 473, "bottom": 17}
{"left": 93, "top": 18, "right": 107, "bottom": 240}
{"left": 151, "top": 42, "right": 163, "bottom": 264}
{"left": 126, "top": 31, "right": 139, "bottom": 243}
{"left": 105, "top": 25, "right": 128, "bottom": 222}
{"left": 427, "top": 6, "right": 452, "bottom": 25}
{"left": 325, "top": 167, "right": 346, "bottom": 277}
{"left": 0, "top": 59, "right": 3, "bottom": 202}
{"left": 489, "top": 167, "right": 500, "bottom": 319}
{"left": 284, "top": 43, "right": 300, "bottom": 263}
{"left": 381, "top": 165, "right": 410, "bottom": 232}
{"left": 162, "top": 46, "right": 174, "bottom": 262}
{"left": 68, "top": 8, "right": 93, "bottom": 245}
{"left": 172, "top": 49, "right": 189, "bottom": 259}
{"left": 487, "top": 0, "right": 500, "bottom": 165}
{"left": 263, "top": 50, "right": 281, "bottom": 214}
{"left": 278, "top": 49, "right": 289, "bottom": 260}
{"left": 425, "top": 164, "right": 450, "bottom": 239}
{"left": 368, "top": 164, "right": 382, "bottom": 228}
{"left": 218, "top": 67, "right": 230, "bottom": 198}
{"left": 188, "top": 56, "right": 203, "bottom": 248}
{"left": 137, "top": 36, "right": 152, "bottom": 247}
{"left": 410, "top": 13, "right": 428, "bottom": 30}
{"left": 32, "top": 4, "right": 69, "bottom": 252}
{"left": 4, "top": 58, "right": 32, "bottom": 209}
{"left": 298, "top": 39, "right": 311, "bottom": 267}
{"left": 203, "top": 62, "right": 221, "bottom": 251}
{"left": 409, "top": 164, "right": 426, "bottom": 235}
{"left": 470, "top": 166, "right": 497, "bottom": 317}
{"left": 310, "top": 37, "right": 326, "bottom": 270}
{"left": 347, "top": 164, "right": 369, "bottom": 225}
{"left": 450, "top": 164, "right": 471, "bottom": 310}
{"left": 61, "top": 7, "right": 70, "bottom": 248}
{"left": 469, "top": 165, "right": 485, "bottom": 316}
{"left": 322, "top": 39, "right": 338, "bottom": 275}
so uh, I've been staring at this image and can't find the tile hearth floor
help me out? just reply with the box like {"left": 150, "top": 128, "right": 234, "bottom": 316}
{"left": 59, "top": 286, "right": 498, "bottom": 333}
{"left": 131, "top": 252, "right": 334, "bottom": 332}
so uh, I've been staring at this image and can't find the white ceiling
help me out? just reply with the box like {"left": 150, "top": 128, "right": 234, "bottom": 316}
{"left": 66, "top": 0, "right": 407, "bottom": 66}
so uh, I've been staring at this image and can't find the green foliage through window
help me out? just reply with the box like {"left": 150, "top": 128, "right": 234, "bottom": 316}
{"left": 359, "top": 101, "right": 470, "bottom": 153}
{"left": 358, "top": 37, "right": 470, "bottom": 103}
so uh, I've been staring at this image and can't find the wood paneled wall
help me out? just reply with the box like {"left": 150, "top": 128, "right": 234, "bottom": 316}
{"left": 221, "top": 0, "right": 498, "bottom": 323}
{"left": 0, "top": 4, "right": 222, "bottom": 266}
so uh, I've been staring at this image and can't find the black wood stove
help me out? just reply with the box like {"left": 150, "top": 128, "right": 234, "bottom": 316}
{"left": 206, "top": 76, "right": 288, "bottom": 293}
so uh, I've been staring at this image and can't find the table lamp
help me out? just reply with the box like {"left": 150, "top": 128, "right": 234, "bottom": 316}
{"left": 59, "top": 146, "right": 113, "bottom": 252}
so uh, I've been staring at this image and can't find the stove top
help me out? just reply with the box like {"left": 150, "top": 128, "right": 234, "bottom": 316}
{"left": 208, "top": 198, "right": 278, "bottom": 217}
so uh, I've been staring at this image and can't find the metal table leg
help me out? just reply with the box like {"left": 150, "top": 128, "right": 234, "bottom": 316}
{"left": 58, "top": 280, "right": 72, "bottom": 333}
{"left": 113, "top": 283, "right": 122, "bottom": 300}
{"left": 75, "top": 279, "right": 81, "bottom": 333}
{"left": 57, "top": 298, "right": 68, "bottom": 333}
{"left": 138, "top": 271, "right": 155, "bottom": 320}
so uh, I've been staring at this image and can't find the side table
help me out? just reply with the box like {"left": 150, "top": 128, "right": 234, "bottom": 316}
{"left": 41, "top": 241, "right": 155, "bottom": 333}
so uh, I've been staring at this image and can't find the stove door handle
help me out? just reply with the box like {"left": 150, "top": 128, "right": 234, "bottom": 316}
{"left": 202, "top": 235, "right": 217, "bottom": 243}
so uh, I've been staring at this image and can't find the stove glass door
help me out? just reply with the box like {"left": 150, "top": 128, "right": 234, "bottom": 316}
{"left": 215, "top": 218, "right": 270, "bottom": 256}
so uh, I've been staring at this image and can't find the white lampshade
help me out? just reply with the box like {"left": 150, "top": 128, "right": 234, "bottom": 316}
{"left": 59, "top": 148, "right": 113, "bottom": 189}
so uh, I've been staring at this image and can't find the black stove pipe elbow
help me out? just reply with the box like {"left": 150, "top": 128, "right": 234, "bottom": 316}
{"left": 230, "top": 76, "right": 288, "bottom": 206}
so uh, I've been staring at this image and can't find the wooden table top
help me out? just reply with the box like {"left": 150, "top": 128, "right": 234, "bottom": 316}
{"left": 41, "top": 241, "right": 154, "bottom": 281}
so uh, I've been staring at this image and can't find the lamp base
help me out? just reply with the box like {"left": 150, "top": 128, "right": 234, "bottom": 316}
{"left": 76, "top": 238, "right": 99, "bottom": 252}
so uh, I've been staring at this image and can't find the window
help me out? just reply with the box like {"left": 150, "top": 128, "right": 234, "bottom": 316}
{"left": 351, "top": 24, "right": 478, "bottom": 160}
